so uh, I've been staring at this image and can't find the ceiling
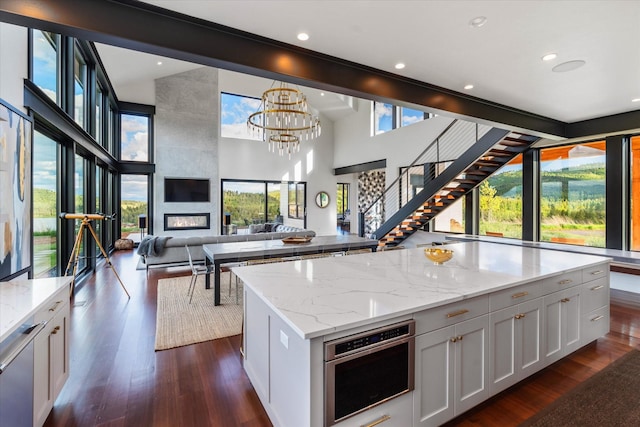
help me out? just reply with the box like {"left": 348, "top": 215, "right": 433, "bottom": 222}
{"left": 96, "top": 0, "right": 640, "bottom": 125}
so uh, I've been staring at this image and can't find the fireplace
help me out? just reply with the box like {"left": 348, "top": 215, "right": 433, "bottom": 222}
{"left": 164, "top": 213, "right": 211, "bottom": 231}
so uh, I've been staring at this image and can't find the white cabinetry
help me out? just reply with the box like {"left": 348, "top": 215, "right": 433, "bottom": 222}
{"left": 581, "top": 264, "right": 610, "bottom": 345}
{"left": 414, "top": 313, "right": 489, "bottom": 426}
{"left": 543, "top": 286, "right": 581, "bottom": 365}
{"left": 488, "top": 282, "right": 544, "bottom": 395}
{"left": 33, "top": 287, "right": 70, "bottom": 427}
{"left": 335, "top": 393, "right": 413, "bottom": 427}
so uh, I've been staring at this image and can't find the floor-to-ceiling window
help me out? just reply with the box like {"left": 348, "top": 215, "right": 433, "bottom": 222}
{"left": 540, "top": 141, "right": 606, "bottom": 247}
{"left": 120, "top": 175, "right": 148, "bottom": 239}
{"left": 632, "top": 136, "right": 640, "bottom": 251}
{"left": 31, "top": 29, "right": 59, "bottom": 103}
{"left": 221, "top": 180, "right": 304, "bottom": 231}
{"left": 32, "top": 131, "right": 59, "bottom": 278}
{"left": 479, "top": 154, "right": 523, "bottom": 239}
{"left": 73, "top": 45, "right": 87, "bottom": 128}
{"left": 288, "top": 183, "right": 305, "bottom": 220}
{"left": 337, "top": 183, "right": 350, "bottom": 234}
{"left": 74, "top": 153, "right": 87, "bottom": 270}
{"left": 120, "top": 113, "right": 149, "bottom": 162}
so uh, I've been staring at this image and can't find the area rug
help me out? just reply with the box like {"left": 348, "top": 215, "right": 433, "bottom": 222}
{"left": 520, "top": 349, "right": 640, "bottom": 426}
{"left": 155, "top": 272, "right": 243, "bottom": 351}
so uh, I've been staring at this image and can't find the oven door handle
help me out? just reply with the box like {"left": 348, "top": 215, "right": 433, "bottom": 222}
{"left": 0, "top": 322, "right": 47, "bottom": 374}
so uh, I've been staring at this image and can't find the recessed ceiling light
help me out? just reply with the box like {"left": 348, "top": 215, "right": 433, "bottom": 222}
{"left": 395, "top": 63, "right": 406, "bottom": 70}
{"left": 320, "top": 92, "right": 325, "bottom": 96}
{"left": 552, "top": 60, "right": 586, "bottom": 73}
{"left": 157, "top": 61, "right": 163, "bottom": 66}
{"left": 297, "top": 33, "right": 309, "bottom": 41}
{"left": 633, "top": 98, "right": 640, "bottom": 103}
{"left": 542, "top": 53, "right": 557, "bottom": 61}
{"left": 469, "top": 16, "right": 487, "bottom": 28}
{"left": 464, "top": 84, "right": 474, "bottom": 90}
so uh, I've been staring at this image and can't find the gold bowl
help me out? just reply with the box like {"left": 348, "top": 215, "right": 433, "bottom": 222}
{"left": 424, "top": 248, "right": 454, "bottom": 265}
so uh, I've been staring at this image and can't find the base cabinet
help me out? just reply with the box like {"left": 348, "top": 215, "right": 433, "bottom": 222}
{"left": 414, "top": 315, "right": 488, "bottom": 427}
{"left": 543, "top": 287, "right": 581, "bottom": 365}
{"left": 33, "top": 290, "right": 70, "bottom": 427}
{"left": 489, "top": 297, "right": 544, "bottom": 394}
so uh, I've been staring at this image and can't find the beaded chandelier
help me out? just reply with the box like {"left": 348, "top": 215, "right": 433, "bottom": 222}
{"left": 247, "top": 82, "right": 321, "bottom": 158}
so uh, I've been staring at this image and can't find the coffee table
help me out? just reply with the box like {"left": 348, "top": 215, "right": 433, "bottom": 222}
{"left": 203, "top": 235, "right": 378, "bottom": 305}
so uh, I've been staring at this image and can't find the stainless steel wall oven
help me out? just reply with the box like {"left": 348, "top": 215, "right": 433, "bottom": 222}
{"left": 324, "top": 320, "right": 415, "bottom": 426}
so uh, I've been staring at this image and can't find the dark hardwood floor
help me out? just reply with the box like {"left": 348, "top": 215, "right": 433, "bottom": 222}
{"left": 45, "top": 249, "right": 640, "bottom": 427}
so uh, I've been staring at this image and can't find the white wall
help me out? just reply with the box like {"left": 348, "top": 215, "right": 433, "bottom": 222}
{"left": 0, "top": 23, "right": 28, "bottom": 111}
{"left": 218, "top": 71, "right": 337, "bottom": 236}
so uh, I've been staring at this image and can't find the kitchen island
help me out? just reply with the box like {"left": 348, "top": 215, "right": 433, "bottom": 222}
{"left": 0, "top": 277, "right": 72, "bottom": 427}
{"left": 233, "top": 241, "right": 611, "bottom": 427}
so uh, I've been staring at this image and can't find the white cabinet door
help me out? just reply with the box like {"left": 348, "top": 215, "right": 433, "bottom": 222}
{"left": 33, "top": 293, "right": 70, "bottom": 427}
{"left": 544, "top": 287, "right": 581, "bottom": 365}
{"left": 414, "top": 325, "right": 455, "bottom": 427}
{"left": 489, "top": 297, "right": 543, "bottom": 395}
{"left": 414, "top": 315, "right": 489, "bottom": 426}
{"left": 33, "top": 323, "right": 53, "bottom": 427}
{"left": 454, "top": 315, "right": 489, "bottom": 416}
{"left": 49, "top": 307, "right": 69, "bottom": 399}
{"left": 489, "top": 306, "right": 518, "bottom": 394}
{"left": 518, "top": 298, "right": 544, "bottom": 378}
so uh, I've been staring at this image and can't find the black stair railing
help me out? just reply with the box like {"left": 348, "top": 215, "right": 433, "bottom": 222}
{"left": 358, "top": 120, "right": 492, "bottom": 238}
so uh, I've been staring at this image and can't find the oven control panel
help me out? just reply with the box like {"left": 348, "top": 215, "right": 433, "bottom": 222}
{"left": 326, "top": 320, "right": 415, "bottom": 359}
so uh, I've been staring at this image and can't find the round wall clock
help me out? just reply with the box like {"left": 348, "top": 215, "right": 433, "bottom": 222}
{"left": 315, "top": 191, "right": 330, "bottom": 208}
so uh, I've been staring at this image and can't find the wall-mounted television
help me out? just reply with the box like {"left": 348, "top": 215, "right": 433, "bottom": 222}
{"left": 164, "top": 178, "right": 210, "bottom": 202}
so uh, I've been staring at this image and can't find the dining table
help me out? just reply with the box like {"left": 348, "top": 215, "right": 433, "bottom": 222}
{"left": 202, "top": 234, "right": 378, "bottom": 305}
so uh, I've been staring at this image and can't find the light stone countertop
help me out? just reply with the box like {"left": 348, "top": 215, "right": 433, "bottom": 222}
{"left": 232, "top": 241, "right": 611, "bottom": 339}
{"left": 0, "top": 277, "right": 72, "bottom": 342}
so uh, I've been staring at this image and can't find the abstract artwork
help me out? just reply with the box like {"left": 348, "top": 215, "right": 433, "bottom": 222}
{"left": 0, "top": 100, "right": 32, "bottom": 280}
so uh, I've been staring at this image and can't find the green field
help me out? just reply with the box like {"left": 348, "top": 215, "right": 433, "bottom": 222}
{"left": 479, "top": 164, "right": 606, "bottom": 247}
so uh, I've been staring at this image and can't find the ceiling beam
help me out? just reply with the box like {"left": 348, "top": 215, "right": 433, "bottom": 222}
{"left": 0, "top": 0, "right": 570, "bottom": 138}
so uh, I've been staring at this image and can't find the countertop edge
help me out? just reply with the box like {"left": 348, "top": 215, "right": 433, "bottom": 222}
{"left": 0, "top": 277, "right": 73, "bottom": 342}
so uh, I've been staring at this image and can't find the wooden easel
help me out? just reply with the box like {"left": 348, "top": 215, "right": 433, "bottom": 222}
{"left": 63, "top": 213, "right": 130, "bottom": 298}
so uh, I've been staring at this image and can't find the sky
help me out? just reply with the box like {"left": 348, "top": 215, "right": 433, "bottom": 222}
{"left": 220, "top": 92, "right": 262, "bottom": 140}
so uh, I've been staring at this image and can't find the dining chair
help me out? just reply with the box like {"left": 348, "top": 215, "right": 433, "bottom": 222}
{"left": 185, "top": 245, "right": 211, "bottom": 304}
{"left": 221, "top": 263, "right": 241, "bottom": 304}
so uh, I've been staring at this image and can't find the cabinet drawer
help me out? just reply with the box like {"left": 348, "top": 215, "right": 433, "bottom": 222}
{"left": 581, "top": 305, "right": 610, "bottom": 345}
{"left": 34, "top": 288, "right": 69, "bottom": 323}
{"left": 489, "top": 281, "right": 545, "bottom": 312}
{"left": 582, "top": 264, "right": 609, "bottom": 283}
{"left": 581, "top": 277, "right": 609, "bottom": 314}
{"left": 334, "top": 392, "right": 412, "bottom": 427}
{"left": 543, "top": 270, "right": 583, "bottom": 294}
{"left": 415, "top": 295, "right": 488, "bottom": 335}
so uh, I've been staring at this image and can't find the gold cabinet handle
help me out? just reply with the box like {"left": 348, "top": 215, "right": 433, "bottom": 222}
{"left": 558, "top": 279, "right": 573, "bottom": 285}
{"left": 450, "top": 337, "right": 458, "bottom": 343}
{"left": 591, "top": 315, "right": 605, "bottom": 322}
{"left": 51, "top": 326, "right": 61, "bottom": 335}
{"left": 561, "top": 298, "right": 570, "bottom": 303}
{"left": 515, "top": 313, "right": 526, "bottom": 319}
{"left": 512, "top": 291, "right": 529, "bottom": 299}
{"left": 49, "top": 300, "right": 62, "bottom": 312}
{"left": 590, "top": 285, "right": 604, "bottom": 291}
{"left": 361, "top": 414, "right": 391, "bottom": 427}
{"left": 590, "top": 270, "right": 604, "bottom": 275}
{"left": 446, "top": 309, "right": 469, "bottom": 318}
{"left": 457, "top": 335, "right": 463, "bottom": 341}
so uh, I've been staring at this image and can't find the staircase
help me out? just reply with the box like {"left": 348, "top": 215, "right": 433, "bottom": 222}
{"left": 360, "top": 125, "right": 539, "bottom": 248}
